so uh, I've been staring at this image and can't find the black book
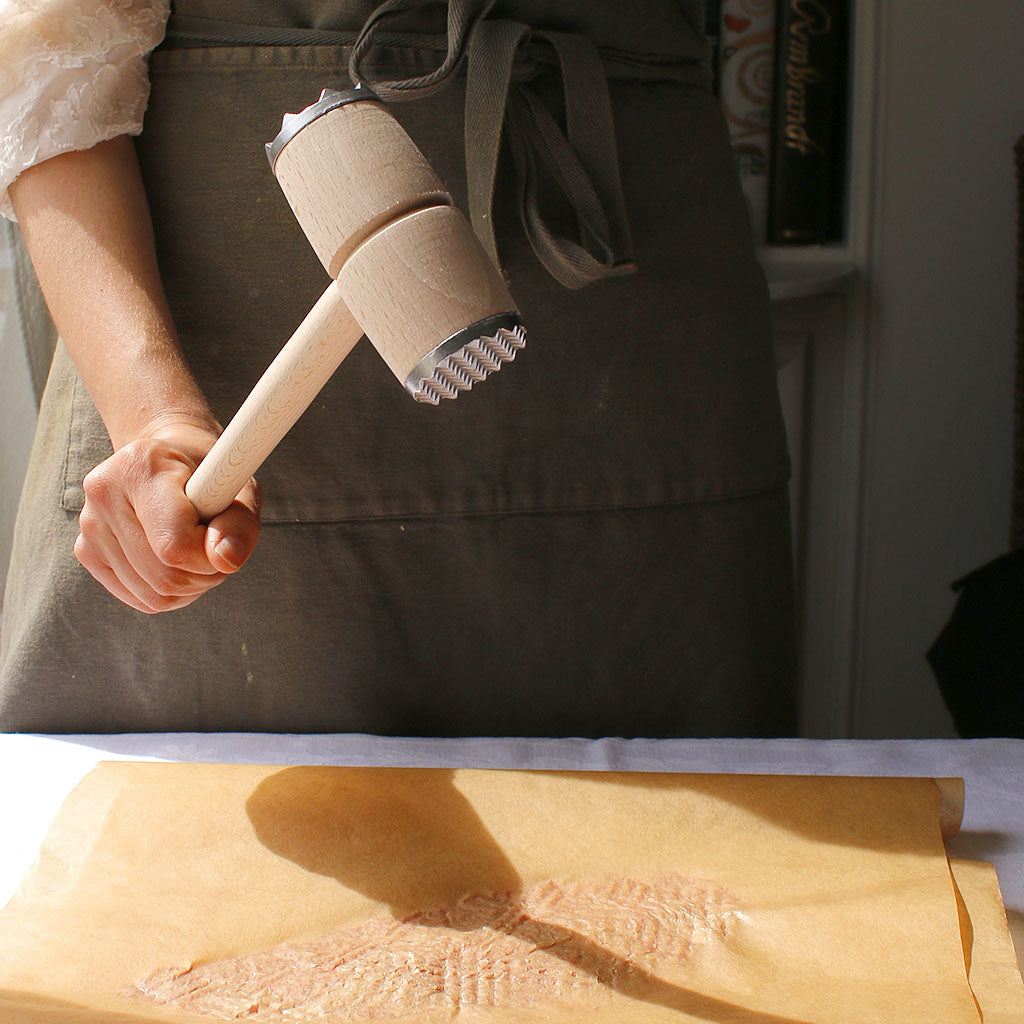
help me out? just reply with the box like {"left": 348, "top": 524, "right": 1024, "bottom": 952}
{"left": 768, "top": 0, "right": 849, "bottom": 245}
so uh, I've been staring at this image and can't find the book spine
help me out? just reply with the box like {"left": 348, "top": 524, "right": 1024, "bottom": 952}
{"left": 718, "top": 1, "right": 778, "bottom": 243}
{"left": 768, "top": 0, "right": 848, "bottom": 245}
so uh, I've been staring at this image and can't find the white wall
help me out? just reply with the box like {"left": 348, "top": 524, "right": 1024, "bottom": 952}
{"left": 854, "top": 2, "right": 1024, "bottom": 736}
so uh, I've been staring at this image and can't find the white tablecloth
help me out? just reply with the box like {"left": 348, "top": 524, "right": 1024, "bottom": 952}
{"left": 2, "top": 734, "right": 1021, "bottom": 963}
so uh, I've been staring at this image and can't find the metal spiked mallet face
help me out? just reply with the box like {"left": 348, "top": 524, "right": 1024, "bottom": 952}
{"left": 185, "top": 87, "right": 525, "bottom": 519}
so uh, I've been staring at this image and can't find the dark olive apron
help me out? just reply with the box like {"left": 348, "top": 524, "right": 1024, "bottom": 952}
{"left": 0, "top": 0, "right": 797, "bottom": 736}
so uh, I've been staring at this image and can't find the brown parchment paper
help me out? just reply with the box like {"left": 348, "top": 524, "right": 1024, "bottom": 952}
{"left": 948, "top": 859, "right": 1024, "bottom": 1023}
{"left": 0, "top": 763, "right": 1021, "bottom": 1024}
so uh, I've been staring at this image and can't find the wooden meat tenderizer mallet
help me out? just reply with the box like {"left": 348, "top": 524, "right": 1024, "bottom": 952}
{"left": 185, "top": 87, "right": 525, "bottom": 519}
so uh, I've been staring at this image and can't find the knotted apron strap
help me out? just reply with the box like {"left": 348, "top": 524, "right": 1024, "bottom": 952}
{"left": 351, "top": 0, "right": 636, "bottom": 289}
{"left": 461, "top": 18, "right": 527, "bottom": 268}
{"left": 542, "top": 30, "right": 635, "bottom": 269}
{"left": 349, "top": 0, "right": 496, "bottom": 98}
{"left": 463, "top": 21, "right": 636, "bottom": 288}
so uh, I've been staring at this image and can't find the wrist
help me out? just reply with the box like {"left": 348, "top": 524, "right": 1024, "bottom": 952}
{"left": 116, "top": 412, "right": 225, "bottom": 473}
{"left": 105, "top": 364, "right": 219, "bottom": 451}
{"left": 132, "top": 409, "right": 222, "bottom": 444}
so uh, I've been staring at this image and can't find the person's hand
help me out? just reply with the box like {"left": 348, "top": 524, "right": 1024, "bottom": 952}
{"left": 74, "top": 417, "right": 262, "bottom": 614}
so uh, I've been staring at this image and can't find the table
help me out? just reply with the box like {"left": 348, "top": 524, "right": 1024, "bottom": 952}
{"left": 2, "top": 734, "right": 1021, "bottom": 966}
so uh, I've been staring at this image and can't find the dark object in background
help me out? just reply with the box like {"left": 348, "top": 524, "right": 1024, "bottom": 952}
{"left": 927, "top": 136, "right": 1024, "bottom": 738}
{"left": 927, "top": 550, "right": 1024, "bottom": 738}
{"left": 1014, "top": 135, "right": 1024, "bottom": 551}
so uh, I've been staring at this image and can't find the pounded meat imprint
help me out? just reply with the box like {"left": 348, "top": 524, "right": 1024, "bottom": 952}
{"left": 128, "top": 874, "right": 738, "bottom": 1021}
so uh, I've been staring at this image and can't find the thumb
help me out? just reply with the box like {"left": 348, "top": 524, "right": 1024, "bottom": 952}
{"left": 204, "top": 479, "right": 262, "bottom": 573}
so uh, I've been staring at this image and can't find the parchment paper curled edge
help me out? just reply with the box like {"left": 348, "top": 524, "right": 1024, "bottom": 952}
{"left": 0, "top": 765, "right": 1015, "bottom": 1019}
{"left": 948, "top": 857, "right": 1024, "bottom": 1022}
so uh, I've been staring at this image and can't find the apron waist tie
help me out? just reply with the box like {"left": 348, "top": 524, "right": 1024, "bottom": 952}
{"left": 166, "top": 0, "right": 712, "bottom": 289}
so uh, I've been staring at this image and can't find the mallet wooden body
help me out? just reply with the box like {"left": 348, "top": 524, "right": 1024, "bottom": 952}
{"left": 272, "top": 97, "right": 449, "bottom": 279}
{"left": 336, "top": 205, "right": 518, "bottom": 386}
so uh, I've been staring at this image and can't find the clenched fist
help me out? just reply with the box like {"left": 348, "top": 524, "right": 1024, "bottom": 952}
{"left": 74, "top": 420, "right": 262, "bottom": 613}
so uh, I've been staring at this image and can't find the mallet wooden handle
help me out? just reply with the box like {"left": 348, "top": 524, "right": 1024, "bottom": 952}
{"left": 185, "top": 281, "right": 363, "bottom": 519}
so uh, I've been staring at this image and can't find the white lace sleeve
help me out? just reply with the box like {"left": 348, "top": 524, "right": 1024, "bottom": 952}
{"left": 0, "top": 0, "right": 170, "bottom": 220}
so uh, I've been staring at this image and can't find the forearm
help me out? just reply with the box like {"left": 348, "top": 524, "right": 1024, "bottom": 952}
{"left": 8, "top": 135, "right": 215, "bottom": 449}
{"left": 8, "top": 135, "right": 260, "bottom": 611}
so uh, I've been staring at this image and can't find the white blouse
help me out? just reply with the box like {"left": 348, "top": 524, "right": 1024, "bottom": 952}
{"left": 0, "top": 0, "right": 170, "bottom": 220}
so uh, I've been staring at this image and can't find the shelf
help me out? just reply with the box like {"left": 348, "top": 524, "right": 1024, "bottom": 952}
{"left": 759, "top": 246, "right": 857, "bottom": 301}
